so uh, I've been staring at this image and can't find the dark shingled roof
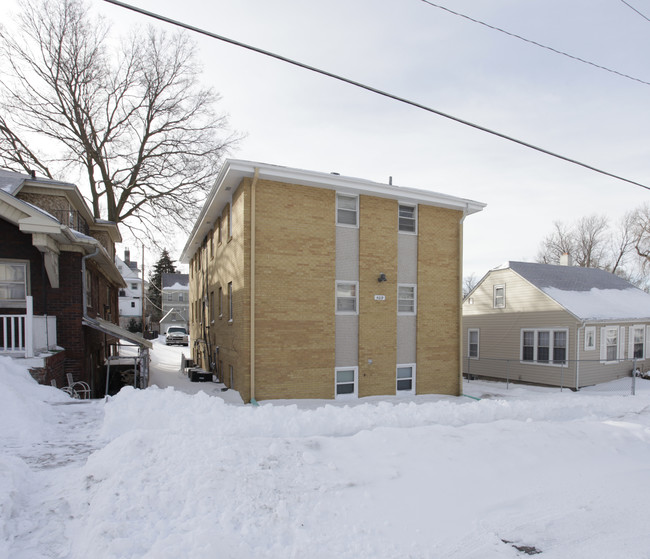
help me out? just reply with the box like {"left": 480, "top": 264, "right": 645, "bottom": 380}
{"left": 508, "top": 261, "right": 633, "bottom": 292}
{"left": 161, "top": 273, "right": 189, "bottom": 288}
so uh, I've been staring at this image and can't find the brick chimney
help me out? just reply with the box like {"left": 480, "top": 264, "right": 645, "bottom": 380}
{"left": 560, "top": 253, "right": 573, "bottom": 266}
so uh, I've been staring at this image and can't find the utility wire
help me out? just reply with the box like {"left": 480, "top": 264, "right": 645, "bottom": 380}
{"left": 419, "top": 0, "right": 650, "bottom": 87}
{"left": 103, "top": 0, "right": 650, "bottom": 192}
{"left": 619, "top": 0, "right": 650, "bottom": 23}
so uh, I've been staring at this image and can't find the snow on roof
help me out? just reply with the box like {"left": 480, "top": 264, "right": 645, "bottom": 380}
{"left": 509, "top": 261, "right": 650, "bottom": 321}
{"left": 164, "top": 283, "right": 189, "bottom": 291}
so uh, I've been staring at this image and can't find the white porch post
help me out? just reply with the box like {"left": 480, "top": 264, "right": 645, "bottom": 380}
{"left": 25, "top": 295, "right": 34, "bottom": 358}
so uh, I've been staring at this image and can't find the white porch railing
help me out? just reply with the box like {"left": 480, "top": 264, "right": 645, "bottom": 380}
{"left": 0, "top": 296, "right": 56, "bottom": 358}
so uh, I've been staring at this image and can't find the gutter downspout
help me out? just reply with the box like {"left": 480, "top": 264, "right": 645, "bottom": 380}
{"left": 250, "top": 168, "right": 260, "bottom": 405}
{"left": 576, "top": 322, "right": 585, "bottom": 390}
{"left": 458, "top": 205, "right": 468, "bottom": 397}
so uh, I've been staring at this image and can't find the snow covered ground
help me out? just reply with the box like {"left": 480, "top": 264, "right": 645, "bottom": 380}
{"left": 3, "top": 340, "right": 650, "bottom": 558}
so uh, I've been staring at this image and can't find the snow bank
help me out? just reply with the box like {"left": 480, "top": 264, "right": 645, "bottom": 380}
{"left": 0, "top": 356, "right": 69, "bottom": 447}
{"left": 61, "top": 384, "right": 650, "bottom": 559}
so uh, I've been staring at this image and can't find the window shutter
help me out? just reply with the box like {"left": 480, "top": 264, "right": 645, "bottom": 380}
{"left": 629, "top": 327, "right": 635, "bottom": 361}
{"left": 600, "top": 327, "right": 606, "bottom": 362}
{"left": 619, "top": 327, "right": 626, "bottom": 360}
{"left": 646, "top": 326, "right": 650, "bottom": 360}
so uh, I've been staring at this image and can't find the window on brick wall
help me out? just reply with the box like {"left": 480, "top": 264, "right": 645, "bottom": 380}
{"left": 336, "top": 281, "right": 358, "bottom": 314}
{"left": 335, "top": 367, "right": 358, "bottom": 399}
{"left": 396, "top": 364, "right": 416, "bottom": 394}
{"left": 397, "top": 284, "right": 416, "bottom": 315}
{"left": 337, "top": 194, "right": 358, "bottom": 226}
{"left": 218, "top": 286, "right": 223, "bottom": 318}
{"left": 228, "top": 282, "right": 233, "bottom": 321}
{"left": 0, "top": 261, "right": 28, "bottom": 306}
{"left": 398, "top": 204, "right": 416, "bottom": 233}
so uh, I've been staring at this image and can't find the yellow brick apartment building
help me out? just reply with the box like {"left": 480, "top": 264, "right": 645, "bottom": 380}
{"left": 180, "top": 160, "right": 484, "bottom": 402}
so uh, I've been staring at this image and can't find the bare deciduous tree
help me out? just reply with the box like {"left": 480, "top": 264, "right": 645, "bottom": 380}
{"left": 463, "top": 273, "right": 479, "bottom": 298}
{"left": 536, "top": 211, "right": 648, "bottom": 290}
{"left": 0, "top": 0, "right": 238, "bottom": 241}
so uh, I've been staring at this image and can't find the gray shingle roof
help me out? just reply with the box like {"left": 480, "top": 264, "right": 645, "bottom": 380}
{"left": 509, "top": 261, "right": 634, "bottom": 292}
{"left": 506, "top": 261, "right": 650, "bottom": 321}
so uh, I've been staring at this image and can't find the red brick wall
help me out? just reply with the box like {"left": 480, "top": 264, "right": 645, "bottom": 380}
{"left": 1, "top": 218, "right": 119, "bottom": 393}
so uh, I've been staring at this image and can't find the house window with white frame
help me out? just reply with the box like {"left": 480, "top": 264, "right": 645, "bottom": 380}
{"left": 396, "top": 364, "right": 415, "bottom": 394}
{"left": 521, "top": 328, "right": 568, "bottom": 365}
{"left": 468, "top": 329, "right": 479, "bottom": 359}
{"left": 493, "top": 285, "right": 505, "bottom": 308}
{"left": 631, "top": 325, "right": 645, "bottom": 359}
{"left": 601, "top": 326, "right": 619, "bottom": 362}
{"left": 584, "top": 326, "right": 596, "bottom": 351}
{"left": 398, "top": 204, "right": 416, "bottom": 233}
{"left": 218, "top": 286, "right": 223, "bottom": 318}
{"left": 397, "top": 284, "right": 416, "bottom": 314}
{"left": 553, "top": 331, "right": 567, "bottom": 364}
{"left": 336, "top": 194, "right": 358, "bottom": 226}
{"left": 336, "top": 281, "right": 358, "bottom": 314}
{"left": 0, "top": 261, "right": 28, "bottom": 304}
{"left": 335, "top": 367, "right": 358, "bottom": 398}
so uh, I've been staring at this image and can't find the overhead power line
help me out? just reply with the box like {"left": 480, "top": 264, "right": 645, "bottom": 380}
{"left": 103, "top": 0, "right": 650, "bottom": 192}
{"left": 419, "top": 0, "right": 650, "bottom": 88}
{"left": 619, "top": 0, "right": 650, "bottom": 23}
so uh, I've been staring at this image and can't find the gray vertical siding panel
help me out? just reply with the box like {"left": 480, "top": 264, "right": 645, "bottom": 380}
{"left": 335, "top": 225, "right": 359, "bottom": 366}
{"left": 397, "top": 316, "right": 417, "bottom": 363}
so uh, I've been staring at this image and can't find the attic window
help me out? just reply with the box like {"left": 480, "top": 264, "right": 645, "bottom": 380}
{"left": 493, "top": 285, "right": 505, "bottom": 309}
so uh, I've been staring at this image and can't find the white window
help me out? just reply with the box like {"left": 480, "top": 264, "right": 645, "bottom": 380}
{"left": 335, "top": 367, "right": 358, "bottom": 399}
{"left": 396, "top": 364, "right": 416, "bottom": 394}
{"left": 521, "top": 328, "right": 568, "bottom": 365}
{"left": 0, "top": 261, "right": 27, "bottom": 303}
{"left": 131, "top": 283, "right": 137, "bottom": 290}
{"left": 630, "top": 325, "right": 645, "bottom": 360}
{"left": 179, "top": 293, "right": 184, "bottom": 302}
{"left": 468, "top": 329, "right": 479, "bottom": 359}
{"left": 584, "top": 326, "right": 596, "bottom": 351}
{"left": 167, "top": 293, "right": 173, "bottom": 301}
{"left": 336, "top": 194, "right": 358, "bottom": 227}
{"left": 397, "top": 284, "right": 416, "bottom": 315}
{"left": 493, "top": 285, "right": 505, "bottom": 308}
{"left": 131, "top": 302, "right": 135, "bottom": 308}
{"left": 600, "top": 326, "right": 623, "bottom": 363}
{"left": 398, "top": 204, "right": 416, "bottom": 233}
{"left": 336, "top": 281, "right": 358, "bottom": 314}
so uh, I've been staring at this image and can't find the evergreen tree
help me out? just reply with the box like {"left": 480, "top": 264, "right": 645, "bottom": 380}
{"left": 148, "top": 249, "right": 178, "bottom": 322}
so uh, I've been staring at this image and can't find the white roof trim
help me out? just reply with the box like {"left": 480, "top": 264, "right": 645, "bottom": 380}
{"left": 181, "top": 159, "right": 486, "bottom": 262}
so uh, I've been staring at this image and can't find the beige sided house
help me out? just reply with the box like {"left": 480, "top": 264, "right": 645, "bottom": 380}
{"left": 463, "top": 260, "right": 650, "bottom": 389}
{"left": 181, "top": 160, "right": 485, "bottom": 402}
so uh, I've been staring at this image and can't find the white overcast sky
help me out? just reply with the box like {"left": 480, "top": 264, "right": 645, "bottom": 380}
{"left": 5, "top": 0, "right": 650, "bottom": 278}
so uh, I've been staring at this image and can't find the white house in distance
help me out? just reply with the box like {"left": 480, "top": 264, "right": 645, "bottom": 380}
{"left": 115, "top": 248, "right": 144, "bottom": 329}
{"left": 462, "top": 259, "right": 650, "bottom": 389}
{"left": 160, "top": 272, "right": 189, "bottom": 333}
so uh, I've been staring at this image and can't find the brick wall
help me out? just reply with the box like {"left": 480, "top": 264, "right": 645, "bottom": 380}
{"left": 358, "top": 195, "right": 398, "bottom": 397}
{"left": 253, "top": 179, "right": 336, "bottom": 400}
{"left": 416, "top": 205, "right": 463, "bottom": 396}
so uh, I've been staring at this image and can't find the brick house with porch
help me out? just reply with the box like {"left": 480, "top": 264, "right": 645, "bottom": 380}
{"left": 0, "top": 169, "right": 149, "bottom": 396}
